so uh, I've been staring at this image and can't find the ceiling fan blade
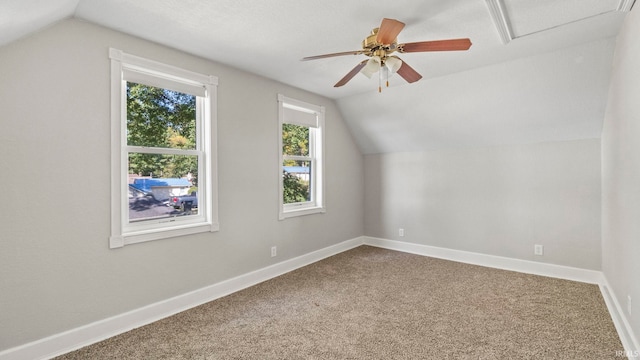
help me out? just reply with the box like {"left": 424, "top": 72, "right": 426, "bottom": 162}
{"left": 302, "top": 50, "right": 365, "bottom": 61}
{"left": 393, "top": 57, "right": 423, "bottom": 83}
{"left": 376, "top": 18, "right": 405, "bottom": 44}
{"left": 334, "top": 60, "right": 368, "bottom": 87}
{"left": 399, "top": 38, "right": 472, "bottom": 53}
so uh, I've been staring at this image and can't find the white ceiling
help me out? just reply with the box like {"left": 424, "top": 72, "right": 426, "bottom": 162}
{"left": 0, "top": 0, "right": 635, "bottom": 153}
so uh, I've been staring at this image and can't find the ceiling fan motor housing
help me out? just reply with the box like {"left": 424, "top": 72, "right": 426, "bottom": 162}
{"left": 362, "top": 28, "right": 397, "bottom": 60}
{"left": 362, "top": 28, "right": 380, "bottom": 49}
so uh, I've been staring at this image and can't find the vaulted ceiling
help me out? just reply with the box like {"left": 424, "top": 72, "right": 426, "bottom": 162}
{"left": 0, "top": 0, "right": 635, "bottom": 153}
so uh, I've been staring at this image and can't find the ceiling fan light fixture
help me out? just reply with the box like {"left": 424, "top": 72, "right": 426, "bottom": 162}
{"left": 385, "top": 56, "right": 402, "bottom": 73}
{"left": 360, "top": 56, "right": 381, "bottom": 78}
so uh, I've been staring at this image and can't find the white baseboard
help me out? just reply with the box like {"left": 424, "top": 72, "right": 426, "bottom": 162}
{"left": 0, "top": 237, "right": 364, "bottom": 360}
{"left": 599, "top": 278, "right": 640, "bottom": 357}
{"left": 363, "top": 236, "right": 603, "bottom": 284}
{"left": 363, "top": 236, "right": 638, "bottom": 356}
{"left": 4, "top": 236, "right": 637, "bottom": 359}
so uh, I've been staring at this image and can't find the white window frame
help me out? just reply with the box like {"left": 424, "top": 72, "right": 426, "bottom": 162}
{"left": 109, "top": 48, "right": 219, "bottom": 248}
{"left": 278, "top": 94, "right": 325, "bottom": 220}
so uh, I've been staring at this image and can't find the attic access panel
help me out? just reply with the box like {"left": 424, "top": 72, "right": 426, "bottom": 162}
{"left": 503, "top": 0, "right": 627, "bottom": 37}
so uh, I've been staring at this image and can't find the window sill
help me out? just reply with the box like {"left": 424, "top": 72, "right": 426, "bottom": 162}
{"left": 279, "top": 205, "right": 325, "bottom": 220}
{"left": 110, "top": 222, "right": 219, "bottom": 248}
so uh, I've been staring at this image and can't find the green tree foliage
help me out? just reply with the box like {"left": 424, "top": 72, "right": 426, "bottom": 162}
{"left": 127, "top": 83, "right": 198, "bottom": 185}
{"left": 283, "top": 171, "right": 309, "bottom": 203}
{"left": 282, "top": 123, "right": 311, "bottom": 204}
{"left": 282, "top": 123, "right": 309, "bottom": 158}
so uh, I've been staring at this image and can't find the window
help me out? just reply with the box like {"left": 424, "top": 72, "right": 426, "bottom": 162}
{"left": 109, "top": 49, "right": 218, "bottom": 248}
{"left": 278, "top": 94, "right": 325, "bottom": 219}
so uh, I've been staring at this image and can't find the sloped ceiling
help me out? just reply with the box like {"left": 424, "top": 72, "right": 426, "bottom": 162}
{"left": 0, "top": 0, "right": 635, "bottom": 153}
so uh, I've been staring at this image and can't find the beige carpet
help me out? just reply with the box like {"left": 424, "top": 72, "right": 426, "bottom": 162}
{"left": 55, "top": 246, "right": 623, "bottom": 359}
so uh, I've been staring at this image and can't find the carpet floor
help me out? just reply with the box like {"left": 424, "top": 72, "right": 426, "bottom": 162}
{"left": 55, "top": 246, "right": 623, "bottom": 359}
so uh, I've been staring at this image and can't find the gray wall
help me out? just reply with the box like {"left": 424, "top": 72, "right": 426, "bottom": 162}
{"left": 602, "top": 6, "right": 640, "bottom": 344}
{"left": 0, "top": 19, "right": 364, "bottom": 350}
{"left": 364, "top": 139, "right": 602, "bottom": 270}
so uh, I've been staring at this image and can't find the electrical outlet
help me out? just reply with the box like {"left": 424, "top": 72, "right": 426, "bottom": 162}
{"left": 534, "top": 244, "right": 544, "bottom": 256}
{"left": 399, "top": 228, "right": 405, "bottom": 237}
{"left": 271, "top": 246, "right": 277, "bottom": 257}
{"left": 628, "top": 295, "right": 632, "bottom": 316}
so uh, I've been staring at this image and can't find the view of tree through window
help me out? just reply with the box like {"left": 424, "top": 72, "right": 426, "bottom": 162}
{"left": 127, "top": 82, "right": 199, "bottom": 221}
{"left": 277, "top": 94, "right": 324, "bottom": 220}
{"left": 282, "top": 123, "right": 311, "bottom": 204}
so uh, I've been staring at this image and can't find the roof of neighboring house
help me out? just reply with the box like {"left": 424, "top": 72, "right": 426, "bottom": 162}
{"left": 131, "top": 178, "right": 191, "bottom": 192}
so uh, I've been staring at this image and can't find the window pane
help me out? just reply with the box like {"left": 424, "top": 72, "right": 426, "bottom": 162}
{"left": 126, "top": 82, "right": 196, "bottom": 149}
{"left": 283, "top": 160, "right": 311, "bottom": 204}
{"left": 128, "top": 153, "right": 199, "bottom": 222}
{"left": 282, "top": 123, "right": 309, "bottom": 156}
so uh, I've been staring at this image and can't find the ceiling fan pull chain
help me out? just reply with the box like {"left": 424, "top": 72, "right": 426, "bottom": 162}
{"left": 385, "top": 65, "right": 390, "bottom": 88}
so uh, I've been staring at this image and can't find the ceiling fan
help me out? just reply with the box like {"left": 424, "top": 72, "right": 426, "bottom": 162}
{"left": 302, "top": 18, "right": 472, "bottom": 92}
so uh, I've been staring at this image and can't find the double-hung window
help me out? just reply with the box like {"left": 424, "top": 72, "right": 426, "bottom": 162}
{"left": 278, "top": 94, "right": 325, "bottom": 219}
{"left": 109, "top": 49, "right": 218, "bottom": 248}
